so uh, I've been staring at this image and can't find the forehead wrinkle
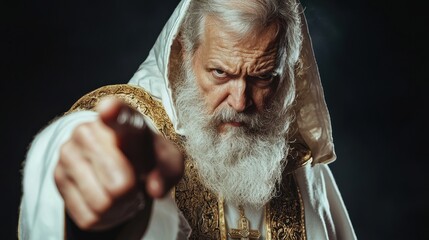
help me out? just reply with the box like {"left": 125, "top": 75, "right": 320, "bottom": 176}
{"left": 202, "top": 16, "right": 279, "bottom": 76}
{"left": 249, "top": 51, "right": 277, "bottom": 73}
{"left": 208, "top": 44, "right": 277, "bottom": 75}
{"left": 207, "top": 45, "right": 243, "bottom": 74}
{"left": 250, "top": 58, "right": 277, "bottom": 75}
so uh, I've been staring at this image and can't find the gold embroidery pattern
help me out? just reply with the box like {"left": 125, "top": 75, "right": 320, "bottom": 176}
{"left": 285, "top": 139, "right": 312, "bottom": 174}
{"left": 67, "top": 84, "right": 181, "bottom": 146}
{"left": 68, "top": 84, "right": 309, "bottom": 240}
{"left": 218, "top": 198, "right": 227, "bottom": 240}
{"left": 175, "top": 160, "right": 223, "bottom": 239}
{"left": 67, "top": 84, "right": 222, "bottom": 239}
{"left": 268, "top": 173, "right": 306, "bottom": 240}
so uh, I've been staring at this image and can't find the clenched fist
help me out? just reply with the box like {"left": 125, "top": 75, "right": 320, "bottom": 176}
{"left": 54, "top": 97, "right": 184, "bottom": 232}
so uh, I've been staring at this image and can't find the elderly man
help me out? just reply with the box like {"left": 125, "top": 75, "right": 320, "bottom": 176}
{"left": 18, "top": 0, "right": 357, "bottom": 239}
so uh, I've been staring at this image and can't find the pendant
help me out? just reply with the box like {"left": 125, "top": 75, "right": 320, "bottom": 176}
{"left": 228, "top": 205, "right": 261, "bottom": 240}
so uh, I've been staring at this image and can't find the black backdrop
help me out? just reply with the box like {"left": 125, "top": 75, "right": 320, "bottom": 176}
{"left": 3, "top": 0, "right": 427, "bottom": 239}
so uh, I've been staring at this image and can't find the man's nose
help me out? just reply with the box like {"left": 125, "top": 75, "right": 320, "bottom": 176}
{"left": 227, "top": 78, "right": 252, "bottom": 112}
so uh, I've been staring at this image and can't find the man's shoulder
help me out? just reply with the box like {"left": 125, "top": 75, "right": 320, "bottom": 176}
{"left": 67, "top": 84, "right": 182, "bottom": 146}
{"left": 67, "top": 84, "right": 161, "bottom": 113}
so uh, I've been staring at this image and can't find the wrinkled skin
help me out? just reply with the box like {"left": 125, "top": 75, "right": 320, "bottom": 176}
{"left": 191, "top": 16, "right": 280, "bottom": 132}
{"left": 54, "top": 98, "right": 183, "bottom": 231}
{"left": 54, "top": 16, "right": 279, "bottom": 233}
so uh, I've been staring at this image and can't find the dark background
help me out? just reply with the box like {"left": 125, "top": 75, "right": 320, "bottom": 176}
{"left": 2, "top": 0, "right": 427, "bottom": 239}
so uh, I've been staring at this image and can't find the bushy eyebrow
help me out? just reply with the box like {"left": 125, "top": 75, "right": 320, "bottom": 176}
{"left": 206, "top": 60, "right": 235, "bottom": 73}
{"left": 250, "top": 69, "right": 278, "bottom": 76}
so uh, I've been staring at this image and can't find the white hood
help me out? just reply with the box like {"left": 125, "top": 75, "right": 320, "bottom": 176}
{"left": 128, "top": 0, "right": 336, "bottom": 164}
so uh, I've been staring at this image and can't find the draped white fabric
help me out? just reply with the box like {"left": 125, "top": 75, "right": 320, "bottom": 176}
{"left": 19, "top": 0, "right": 356, "bottom": 239}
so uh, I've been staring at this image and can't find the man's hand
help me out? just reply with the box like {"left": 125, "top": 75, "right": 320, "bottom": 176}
{"left": 54, "top": 97, "right": 184, "bottom": 231}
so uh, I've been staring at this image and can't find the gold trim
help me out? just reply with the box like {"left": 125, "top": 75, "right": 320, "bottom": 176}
{"left": 267, "top": 173, "right": 306, "bottom": 239}
{"left": 171, "top": 187, "right": 176, "bottom": 200}
{"left": 284, "top": 141, "right": 312, "bottom": 175}
{"left": 67, "top": 84, "right": 182, "bottom": 149}
{"left": 68, "top": 84, "right": 309, "bottom": 240}
{"left": 175, "top": 159, "right": 222, "bottom": 239}
{"left": 265, "top": 204, "right": 272, "bottom": 240}
{"left": 295, "top": 173, "right": 307, "bottom": 240}
{"left": 218, "top": 198, "right": 227, "bottom": 240}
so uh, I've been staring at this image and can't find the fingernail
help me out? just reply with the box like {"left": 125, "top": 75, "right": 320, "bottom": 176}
{"left": 149, "top": 178, "right": 163, "bottom": 197}
{"left": 110, "top": 170, "right": 130, "bottom": 191}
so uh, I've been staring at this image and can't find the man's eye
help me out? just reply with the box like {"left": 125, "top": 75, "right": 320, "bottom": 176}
{"left": 257, "top": 74, "right": 274, "bottom": 81}
{"left": 248, "top": 75, "right": 273, "bottom": 84}
{"left": 258, "top": 75, "right": 273, "bottom": 81}
{"left": 247, "top": 73, "right": 277, "bottom": 87}
{"left": 212, "top": 69, "right": 227, "bottom": 78}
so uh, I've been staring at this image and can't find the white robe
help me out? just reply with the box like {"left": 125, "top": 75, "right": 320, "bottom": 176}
{"left": 18, "top": 0, "right": 357, "bottom": 239}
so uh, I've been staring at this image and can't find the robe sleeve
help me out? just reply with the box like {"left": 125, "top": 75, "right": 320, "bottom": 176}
{"left": 19, "top": 111, "right": 98, "bottom": 240}
{"left": 18, "top": 111, "right": 185, "bottom": 240}
{"left": 320, "top": 164, "right": 357, "bottom": 240}
{"left": 295, "top": 163, "right": 357, "bottom": 240}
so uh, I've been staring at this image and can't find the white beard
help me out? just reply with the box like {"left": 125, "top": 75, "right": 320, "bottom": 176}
{"left": 173, "top": 55, "right": 294, "bottom": 208}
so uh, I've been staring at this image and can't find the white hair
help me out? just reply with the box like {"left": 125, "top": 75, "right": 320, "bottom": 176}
{"left": 172, "top": 0, "right": 304, "bottom": 207}
{"left": 181, "top": 0, "right": 303, "bottom": 112}
{"left": 174, "top": 54, "right": 290, "bottom": 207}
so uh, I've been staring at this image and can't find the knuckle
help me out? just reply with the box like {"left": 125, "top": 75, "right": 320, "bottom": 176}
{"left": 73, "top": 122, "right": 115, "bottom": 153}
{"left": 58, "top": 141, "right": 70, "bottom": 157}
{"left": 76, "top": 214, "right": 99, "bottom": 230}
{"left": 74, "top": 122, "right": 111, "bottom": 146}
{"left": 53, "top": 165, "right": 64, "bottom": 184}
{"left": 74, "top": 124, "right": 99, "bottom": 145}
{"left": 106, "top": 174, "right": 136, "bottom": 197}
{"left": 66, "top": 203, "right": 99, "bottom": 230}
{"left": 91, "top": 196, "right": 113, "bottom": 214}
{"left": 73, "top": 123, "right": 93, "bottom": 139}
{"left": 58, "top": 143, "right": 73, "bottom": 166}
{"left": 53, "top": 165, "right": 68, "bottom": 190}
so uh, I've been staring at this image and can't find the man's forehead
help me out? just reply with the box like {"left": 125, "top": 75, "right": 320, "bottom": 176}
{"left": 195, "top": 16, "right": 280, "bottom": 73}
{"left": 202, "top": 15, "right": 280, "bottom": 50}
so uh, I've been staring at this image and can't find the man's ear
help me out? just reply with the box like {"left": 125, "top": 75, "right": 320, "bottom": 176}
{"left": 173, "top": 31, "right": 185, "bottom": 60}
{"left": 167, "top": 32, "right": 185, "bottom": 88}
{"left": 169, "top": 31, "right": 185, "bottom": 65}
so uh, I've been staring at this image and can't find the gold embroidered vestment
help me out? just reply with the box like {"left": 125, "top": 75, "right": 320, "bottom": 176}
{"left": 69, "top": 84, "right": 311, "bottom": 240}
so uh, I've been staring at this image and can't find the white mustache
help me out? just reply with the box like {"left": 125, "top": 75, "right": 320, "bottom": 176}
{"left": 210, "top": 107, "right": 265, "bottom": 131}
